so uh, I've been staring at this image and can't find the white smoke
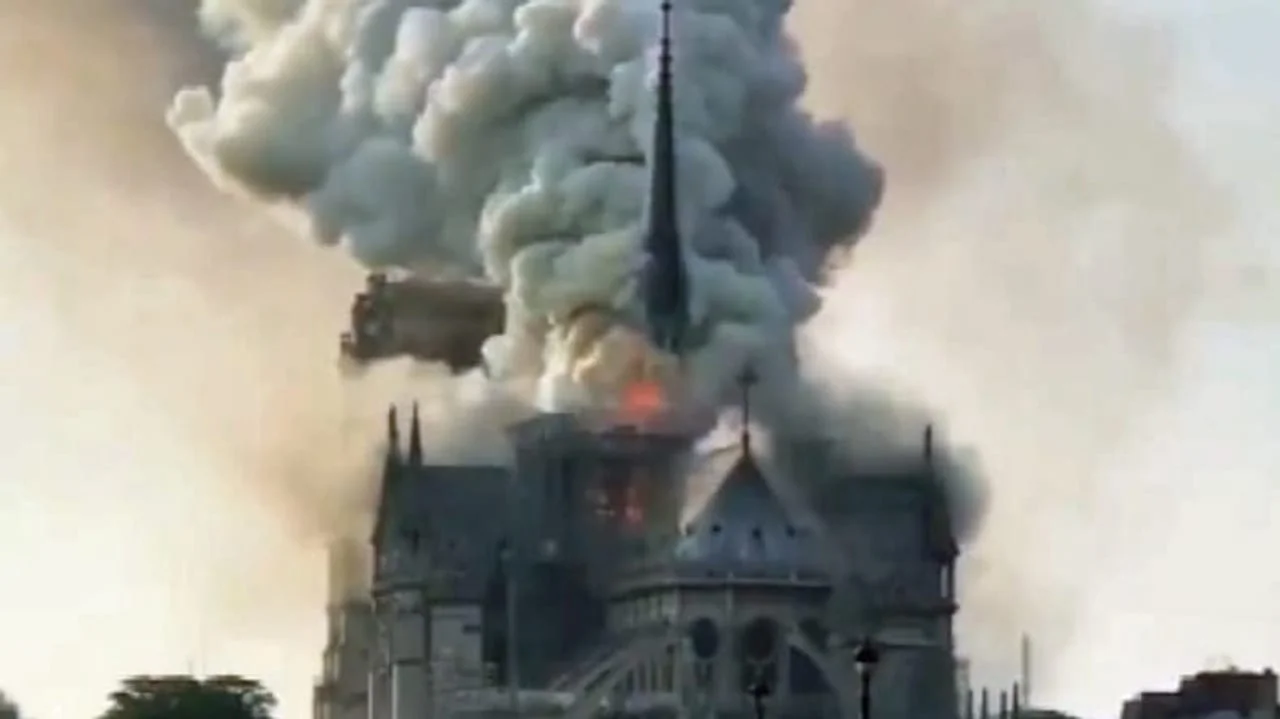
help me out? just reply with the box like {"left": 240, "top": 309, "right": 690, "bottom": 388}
{"left": 168, "top": 0, "right": 882, "bottom": 411}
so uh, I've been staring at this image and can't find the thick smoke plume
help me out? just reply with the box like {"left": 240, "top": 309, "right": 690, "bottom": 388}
{"left": 170, "top": 0, "right": 884, "bottom": 412}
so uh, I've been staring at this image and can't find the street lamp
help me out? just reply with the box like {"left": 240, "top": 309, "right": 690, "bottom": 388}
{"left": 747, "top": 676, "right": 771, "bottom": 719}
{"left": 499, "top": 540, "right": 520, "bottom": 716}
{"left": 853, "top": 638, "right": 881, "bottom": 719}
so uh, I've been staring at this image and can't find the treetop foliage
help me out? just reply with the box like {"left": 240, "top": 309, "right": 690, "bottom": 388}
{"left": 99, "top": 674, "right": 276, "bottom": 719}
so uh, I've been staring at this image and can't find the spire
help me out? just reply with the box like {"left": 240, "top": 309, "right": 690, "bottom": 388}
{"left": 652, "top": 0, "right": 676, "bottom": 230}
{"left": 384, "top": 405, "right": 401, "bottom": 467}
{"left": 373, "top": 405, "right": 401, "bottom": 544}
{"left": 407, "top": 402, "right": 424, "bottom": 466}
{"left": 641, "top": 0, "right": 691, "bottom": 356}
{"left": 737, "top": 365, "right": 758, "bottom": 453}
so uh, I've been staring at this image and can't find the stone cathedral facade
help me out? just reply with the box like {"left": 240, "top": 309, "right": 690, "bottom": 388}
{"left": 313, "top": 400, "right": 962, "bottom": 719}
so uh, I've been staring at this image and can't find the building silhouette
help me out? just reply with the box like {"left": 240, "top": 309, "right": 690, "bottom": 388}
{"left": 313, "top": 382, "right": 962, "bottom": 719}
{"left": 1122, "top": 668, "right": 1279, "bottom": 719}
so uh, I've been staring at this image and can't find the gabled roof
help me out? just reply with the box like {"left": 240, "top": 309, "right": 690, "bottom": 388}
{"left": 672, "top": 449, "right": 826, "bottom": 577}
{"left": 375, "top": 463, "right": 510, "bottom": 600}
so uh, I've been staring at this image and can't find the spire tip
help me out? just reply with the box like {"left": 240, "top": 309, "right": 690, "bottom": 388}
{"left": 738, "top": 365, "right": 757, "bottom": 453}
{"left": 408, "top": 401, "right": 424, "bottom": 465}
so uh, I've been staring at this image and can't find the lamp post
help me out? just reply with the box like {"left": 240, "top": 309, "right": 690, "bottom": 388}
{"left": 853, "top": 638, "right": 881, "bottom": 719}
{"left": 500, "top": 540, "right": 520, "bottom": 716}
{"left": 747, "top": 676, "right": 771, "bottom": 719}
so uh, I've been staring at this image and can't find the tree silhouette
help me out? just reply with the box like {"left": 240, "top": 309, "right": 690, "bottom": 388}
{"left": 99, "top": 675, "right": 276, "bottom": 719}
{"left": 0, "top": 690, "right": 19, "bottom": 719}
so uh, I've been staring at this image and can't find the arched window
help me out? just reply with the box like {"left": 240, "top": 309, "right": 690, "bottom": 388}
{"left": 688, "top": 618, "right": 720, "bottom": 660}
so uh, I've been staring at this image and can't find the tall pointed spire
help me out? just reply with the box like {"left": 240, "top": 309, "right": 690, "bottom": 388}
{"left": 407, "top": 402, "right": 424, "bottom": 466}
{"left": 384, "top": 406, "right": 401, "bottom": 467}
{"left": 641, "top": 0, "right": 691, "bottom": 357}
{"left": 373, "top": 405, "right": 401, "bottom": 543}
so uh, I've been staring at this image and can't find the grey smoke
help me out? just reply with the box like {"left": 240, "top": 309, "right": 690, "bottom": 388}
{"left": 169, "top": 0, "right": 884, "bottom": 412}
{"left": 761, "top": 377, "right": 990, "bottom": 545}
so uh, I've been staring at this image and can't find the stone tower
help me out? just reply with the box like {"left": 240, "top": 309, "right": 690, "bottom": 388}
{"left": 817, "top": 426, "right": 962, "bottom": 719}
{"left": 505, "top": 409, "right": 692, "bottom": 687}
{"left": 367, "top": 406, "right": 508, "bottom": 719}
{"left": 313, "top": 538, "right": 373, "bottom": 719}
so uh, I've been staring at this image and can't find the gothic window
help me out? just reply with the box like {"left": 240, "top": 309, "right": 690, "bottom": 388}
{"left": 689, "top": 618, "right": 720, "bottom": 660}
{"left": 663, "top": 646, "right": 676, "bottom": 690}
{"left": 623, "top": 483, "right": 644, "bottom": 526}
{"left": 392, "top": 592, "right": 420, "bottom": 615}
{"left": 738, "top": 617, "right": 780, "bottom": 691}
{"left": 588, "top": 486, "right": 614, "bottom": 521}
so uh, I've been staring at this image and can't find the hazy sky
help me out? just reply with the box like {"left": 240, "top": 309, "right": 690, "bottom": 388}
{"left": 965, "top": 0, "right": 1280, "bottom": 709}
{"left": 0, "top": 2, "right": 1278, "bottom": 719}
{"left": 1041, "top": 3, "right": 1280, "bottom": 705}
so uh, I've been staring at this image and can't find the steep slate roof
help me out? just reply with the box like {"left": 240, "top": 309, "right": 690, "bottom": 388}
{"left": 672, "top": 449, "right": 827, "bottom": 577}
{"left": 381, "top": 464, "right": 510, "bottom": 601}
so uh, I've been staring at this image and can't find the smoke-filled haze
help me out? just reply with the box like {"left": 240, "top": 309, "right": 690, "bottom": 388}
{"left": 0, "top": 0, "right": 1277, "bottom": 719}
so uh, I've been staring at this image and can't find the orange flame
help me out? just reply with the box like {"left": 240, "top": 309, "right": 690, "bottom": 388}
{"left": 620, "top": 378, "right": 666, "bottom": 424}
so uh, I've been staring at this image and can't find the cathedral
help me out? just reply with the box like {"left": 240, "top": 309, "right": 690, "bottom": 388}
{"left": 315, "top": 1, "right": 961, "bottom": 716}
{"left": 312, "top": 382, "right": 961, "bottom": 719}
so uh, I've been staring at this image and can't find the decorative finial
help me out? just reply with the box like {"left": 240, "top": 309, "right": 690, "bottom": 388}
{"left": 387, "top": 405, "right": 400, "bottom": 456}
{"left": 408, "top": 401, "right": 423, "bottom": 466}
{"left": 658, "top": 0, "right": 673, "bottom": 101}
{"left": 660, "top": 0, "right": 673, "bottom": 45}
{"left": 738, "top": 365, "right": 758, "bottom": 452}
